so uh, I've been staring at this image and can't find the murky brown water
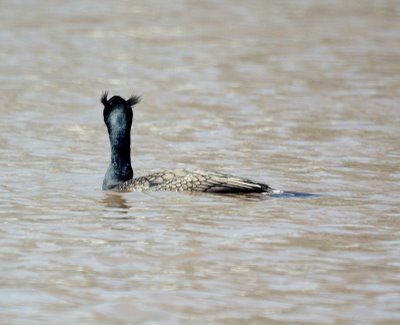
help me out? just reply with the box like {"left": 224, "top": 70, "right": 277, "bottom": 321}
{"left": 1, "top": 0, "right": 399, "bottom": 323}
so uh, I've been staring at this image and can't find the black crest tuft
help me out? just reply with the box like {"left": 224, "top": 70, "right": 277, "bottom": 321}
{"left": 127, "top": 94, "right": 141, "bottom": 108}
{"left": 101, "top": 91, "right": 140, "bottom": 108}
{"left": 101, "top": 91, "right": 109, "bottom": 107}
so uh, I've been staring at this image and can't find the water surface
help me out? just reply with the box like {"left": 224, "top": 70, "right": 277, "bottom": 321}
{"left": 1, "top": 0, "right": 399, "bottom": 323}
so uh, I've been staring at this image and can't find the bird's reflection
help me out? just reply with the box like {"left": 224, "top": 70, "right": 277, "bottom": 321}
{"left": 102, "top": 193, "right": 130, "bottom": 212}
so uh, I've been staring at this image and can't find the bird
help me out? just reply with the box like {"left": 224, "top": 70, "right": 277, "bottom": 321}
{"left": 101, "top": 91, "right": 285, "bottom": 195}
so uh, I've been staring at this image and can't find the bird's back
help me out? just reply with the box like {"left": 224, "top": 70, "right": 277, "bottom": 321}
{"left": 114, "top": 169, "right": 276, "bottom": 194}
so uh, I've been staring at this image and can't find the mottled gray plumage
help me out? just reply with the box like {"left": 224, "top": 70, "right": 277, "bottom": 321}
{"left": 102, "top": 92, "right": 280, "bottom": 195}
{"left": 115, "top": 169, "right": 276, "bottom": 194}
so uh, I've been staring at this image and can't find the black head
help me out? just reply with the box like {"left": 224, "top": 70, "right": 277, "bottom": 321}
{"left": 101, "top": 91, "right": 140, "bottom": 130}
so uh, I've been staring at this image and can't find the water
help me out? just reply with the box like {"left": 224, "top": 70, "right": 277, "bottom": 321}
{"left": 1, "top": 0, "right": 399, "bottom": 323}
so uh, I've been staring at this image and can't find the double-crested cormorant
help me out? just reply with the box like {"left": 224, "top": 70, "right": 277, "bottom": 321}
{"left": 101, "top": 92, "right": 283, "bottom": 195}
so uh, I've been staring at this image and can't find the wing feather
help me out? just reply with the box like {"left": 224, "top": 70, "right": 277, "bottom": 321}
{"left": 118, "top": 169, "right": 272, "bottom": 194}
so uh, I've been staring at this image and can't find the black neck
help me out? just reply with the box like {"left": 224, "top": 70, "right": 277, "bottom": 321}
{"left": 103, "top": 123, "right": 133, "bottom": 190}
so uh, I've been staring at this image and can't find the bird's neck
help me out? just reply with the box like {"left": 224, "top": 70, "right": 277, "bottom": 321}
{"left": 103, "top": 126, "right": 133, "bottom": 190}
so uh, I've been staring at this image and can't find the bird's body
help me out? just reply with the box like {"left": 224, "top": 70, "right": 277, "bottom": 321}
{"left": 114, "top": 168, "right": 280, "bottom": 194}
{"left": 101, "top": 92, "right": 283, "bottom": 195}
